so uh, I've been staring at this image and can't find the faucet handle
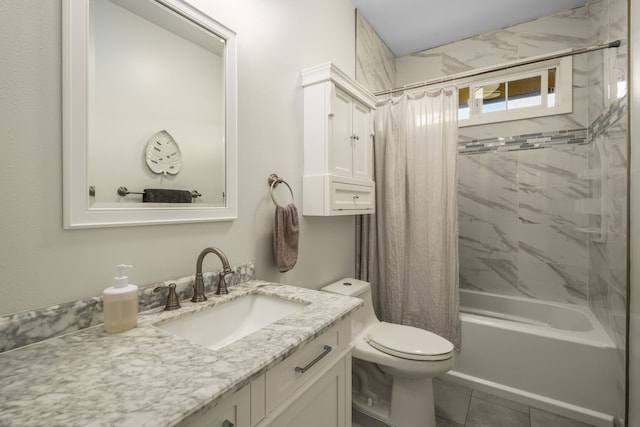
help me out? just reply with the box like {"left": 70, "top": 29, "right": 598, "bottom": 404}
{"left": 215, "top": 270, "right": 230, "bottom": 295}
{"left": 154, "top": 283, "right": 181, "bottom": 311}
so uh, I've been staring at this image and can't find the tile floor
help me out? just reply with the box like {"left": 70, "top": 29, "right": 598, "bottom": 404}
{"left": 352, "top": 378, "right": 597, "bottom": 427}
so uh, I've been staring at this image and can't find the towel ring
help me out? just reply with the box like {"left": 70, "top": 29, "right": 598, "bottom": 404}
{"left": 268, "top": 174, "right": 294, "bottom": 207}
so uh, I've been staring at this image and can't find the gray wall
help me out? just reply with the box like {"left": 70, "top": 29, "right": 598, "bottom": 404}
{"left": 0, "top": 0, "right": 359, "bottom": 315}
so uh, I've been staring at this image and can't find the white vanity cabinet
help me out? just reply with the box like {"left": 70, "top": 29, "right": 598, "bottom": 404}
{"left": 179, "top": 319, "right": 352, "bottom": 427}
{"left": 301, "top": 63, "right": 377, "bottom": 216}
{"left": 179, "top": 386, "right": 250, "bottom": 427}
{"left": 265, "top": 356, "right": 348, "bottom": 427}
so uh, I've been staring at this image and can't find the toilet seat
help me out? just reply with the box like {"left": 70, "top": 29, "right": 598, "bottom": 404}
{"left": 365, "top": 322, "right": 454, "bottom": 361}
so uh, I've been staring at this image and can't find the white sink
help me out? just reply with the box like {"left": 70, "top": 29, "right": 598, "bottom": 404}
{"left": 157, "top": 294, "right": 307, "bottom": 350}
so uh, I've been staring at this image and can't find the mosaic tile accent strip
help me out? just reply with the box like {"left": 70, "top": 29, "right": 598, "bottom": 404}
{"left": 590, "top": 96, "right": 627, "bottom": 139}
{"left": 0, "top": 262, "right": 255, "bottom": 353}
{"left": 458, "top": 128, "right": 588, "bottom": 155}
{"left": 458, "top": 96, "right": 626, "bottom": 156}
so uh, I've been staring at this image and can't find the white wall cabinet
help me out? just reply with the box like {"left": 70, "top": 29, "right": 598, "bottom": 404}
{"left": 301, "top": 63, "right": 377, "bottom": 216}
{"left": 179, "top": 319, "right": 352, "bottom": 427}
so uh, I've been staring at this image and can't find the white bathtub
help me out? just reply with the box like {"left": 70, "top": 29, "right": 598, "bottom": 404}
{"left": 445, "top": 289, "right": 618, "bottom": 427}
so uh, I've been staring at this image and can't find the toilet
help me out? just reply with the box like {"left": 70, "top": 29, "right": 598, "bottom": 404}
{"left": 322, "top": 278, "right": 454, "bottom": 427}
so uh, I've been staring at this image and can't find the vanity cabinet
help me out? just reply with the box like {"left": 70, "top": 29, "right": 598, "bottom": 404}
{"left": 179, "top": 319, "right": 352, "bottom": 427}
{"left": 301, "top": 63, "right": 377, "bottom": 216}
{"left": 179, "top": 385, "right": 250, "bottom": 427}
{"left": 265, "top": 356, "right": 348, "bottom": 427}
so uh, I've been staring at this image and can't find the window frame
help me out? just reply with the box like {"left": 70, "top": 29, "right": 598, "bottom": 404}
{"left": 455, "top": 56, "right": 572, "bottom": 127}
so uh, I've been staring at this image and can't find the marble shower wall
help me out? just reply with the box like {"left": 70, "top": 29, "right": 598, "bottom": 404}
{"left": 458, "top": 139, "right": 590, "bottom": 305}
{"left": 586, "top": 0, "right": 628, "bottom": 420}
{"left": 388, "top": 6, "right": 596, "bottom": 306}
{"left": 355, "top": 0, "right": 628, "bottom": 323}
{"left": 396, "top": 6, "right": 590, "bottom": 140}
{"left": 355, "top": 10, "right": 396, "bottom": 93}
{"left": 587, "top": 0, "right": 628, "bottom": 349}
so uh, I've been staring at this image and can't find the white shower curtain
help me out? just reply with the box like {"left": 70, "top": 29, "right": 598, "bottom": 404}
{"left": 365, "top": 87, "right": 460, "bottom": 349}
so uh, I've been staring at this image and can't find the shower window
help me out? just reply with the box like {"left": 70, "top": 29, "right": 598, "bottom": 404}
{"left": 458, "top": 87, "right": 470, "bottom": 120}
{"left": 456, "top": 56, "right": 572, "bottom": 127}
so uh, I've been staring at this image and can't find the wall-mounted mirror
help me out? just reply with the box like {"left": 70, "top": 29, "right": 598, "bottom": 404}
{"left": 63, "top": 0, "right": 237, "bottom": 228}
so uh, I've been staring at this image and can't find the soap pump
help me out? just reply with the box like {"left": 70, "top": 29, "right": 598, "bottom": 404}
{"left": 103, "top": 264, "right": 139, "bottom": 333}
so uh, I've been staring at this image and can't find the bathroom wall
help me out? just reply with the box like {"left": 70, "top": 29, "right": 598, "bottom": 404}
{"left": 457, "top": 141, "right": 591, "bottom": 304}
{"left": 586, "top": 0, "right": 628, "bottom": 420}
{"left": 354, "top": 10, "right": 396, "bottom": 93}
{"left": 355, "top": 4, "right": 630, "bottom": 422}
{"left": 396, "top": 6, "right": 590, "bottom": 141}
{"left": 393, "top": 8, "right": 595, "bottom": 306}
{"left": 587, "top": 0, "right": 628, "bottom": 353}
{"left": 357, "top": 4, "right": 628, "bottom": 309}
{"left": 0, "top": 0, "right": 358, "bottom": 315}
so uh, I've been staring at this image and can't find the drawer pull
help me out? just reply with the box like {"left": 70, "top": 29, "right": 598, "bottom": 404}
{"left": 223, "top": 420, "right": 234, "bottom": 427}
{"left": 295, "top": 345, "right": 332, "bottom": 374}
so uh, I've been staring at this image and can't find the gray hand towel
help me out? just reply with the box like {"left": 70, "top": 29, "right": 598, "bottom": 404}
{"left": 273, "top": 204, "right": 299, "bottom": 273}
{"left": 143, "top": 189, "right": 192, "bottom": 203}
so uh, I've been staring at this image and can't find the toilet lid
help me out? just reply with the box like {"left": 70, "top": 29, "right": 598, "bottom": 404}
{"left": 365, "top": 322, "right": 454, "bottom": 361}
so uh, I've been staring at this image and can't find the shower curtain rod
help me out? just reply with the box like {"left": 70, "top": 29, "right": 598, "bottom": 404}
{"left": 373, "top": 40, "right": 621, "bottom": 97}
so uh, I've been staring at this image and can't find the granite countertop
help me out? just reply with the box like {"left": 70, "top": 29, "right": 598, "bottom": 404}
{"left": 0, "top": 280, "right": 362, "bottom": 427}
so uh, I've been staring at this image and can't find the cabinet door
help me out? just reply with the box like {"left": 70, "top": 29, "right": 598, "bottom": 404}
{"left": 351, "top": 99, "right": 372, "bottom": 181}
{"left": 266, "top": 357, "right": 347, "bottom": 427}
{"left": 330, "top": 87, "right": 354, "bottom": 178}
{"left": 179, "top": 385, "right": 251, "bottom": 427}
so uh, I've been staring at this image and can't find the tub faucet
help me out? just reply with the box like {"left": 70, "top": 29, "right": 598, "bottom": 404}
{"left": 193, "top": 247, "right": 233, "bottom": 301}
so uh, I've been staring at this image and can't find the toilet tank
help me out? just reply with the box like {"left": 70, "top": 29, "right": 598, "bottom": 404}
{"left": 321, "top": 278, "right": 370, "bottom": 298}
{"left": 321, "top": 278, "right": 379, "bottom": 338}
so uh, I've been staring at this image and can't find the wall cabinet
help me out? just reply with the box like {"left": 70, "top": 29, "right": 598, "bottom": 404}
{"left": 301, "top": 63, "right": 377, "bottom": 216}
{"left": 179, "top": 319, "right": 352, "bottom": 427}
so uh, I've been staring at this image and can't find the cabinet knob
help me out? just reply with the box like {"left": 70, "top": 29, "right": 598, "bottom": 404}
{"left": 353, "top": 195, "right": 360, "bottom": 201}
{"left": 223, "top": 420, "right": 234, "bottom": 427}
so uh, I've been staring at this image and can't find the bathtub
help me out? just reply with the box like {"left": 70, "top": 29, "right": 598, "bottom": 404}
{"left": 444, "top": 289, "right": 618, "bottom": 427}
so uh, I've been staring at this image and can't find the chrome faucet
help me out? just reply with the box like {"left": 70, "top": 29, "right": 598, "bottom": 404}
{"left": 193, "top": 247, "right": 233, "bottom": 301}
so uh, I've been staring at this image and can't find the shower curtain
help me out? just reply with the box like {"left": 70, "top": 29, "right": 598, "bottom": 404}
{"left": 359, "top": 87, "right": 460, "bottom": 349}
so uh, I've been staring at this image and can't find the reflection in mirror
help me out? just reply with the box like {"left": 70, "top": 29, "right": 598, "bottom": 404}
{"left": 63, "top": 0, "right": 237, "bottom": 228}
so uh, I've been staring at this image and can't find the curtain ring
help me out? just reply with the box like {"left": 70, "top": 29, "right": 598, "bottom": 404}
{"left": 269, "top": 174, "right": 294, "bottom": 207}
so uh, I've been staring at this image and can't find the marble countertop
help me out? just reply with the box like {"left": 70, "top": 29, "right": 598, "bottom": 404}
{"left": 0, "top": 280, "right": 362, "bottom": 427}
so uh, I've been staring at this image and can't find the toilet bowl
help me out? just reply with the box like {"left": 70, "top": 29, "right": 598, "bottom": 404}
{"left": 322, "top": 278, "right": 454, "bottom": 427}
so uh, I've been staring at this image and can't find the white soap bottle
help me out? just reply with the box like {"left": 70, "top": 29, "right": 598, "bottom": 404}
{"left": 103, "top": 264, "right": 139, "bottom": 333}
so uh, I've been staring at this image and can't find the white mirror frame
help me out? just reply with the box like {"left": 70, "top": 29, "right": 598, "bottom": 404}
{"left": 62, "top": 0, "right": 237, "bottom": 228}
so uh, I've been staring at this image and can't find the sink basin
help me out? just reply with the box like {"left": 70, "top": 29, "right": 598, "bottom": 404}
{"left": 157, "top": 294, "right": 307, "bottom": 350}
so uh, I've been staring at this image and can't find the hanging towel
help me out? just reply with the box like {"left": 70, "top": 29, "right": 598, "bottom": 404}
{"left": 273, "top": 204, "right": 299, "bottom": 272}
{"left": 143, "top": 189, "right": 192, "bottom": 203}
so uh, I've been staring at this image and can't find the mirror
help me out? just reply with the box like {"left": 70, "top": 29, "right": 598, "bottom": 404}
{"left": 63, "top": 0, "right": 237, "bottom": 228}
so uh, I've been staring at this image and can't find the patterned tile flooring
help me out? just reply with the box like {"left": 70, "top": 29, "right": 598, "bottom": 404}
{"left": 352, "top": 379, "right": 597, "bottom": 427}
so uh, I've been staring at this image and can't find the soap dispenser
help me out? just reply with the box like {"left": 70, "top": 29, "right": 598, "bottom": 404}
{"left": 103, "top": 264, "right": 139, "bottom": 333}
